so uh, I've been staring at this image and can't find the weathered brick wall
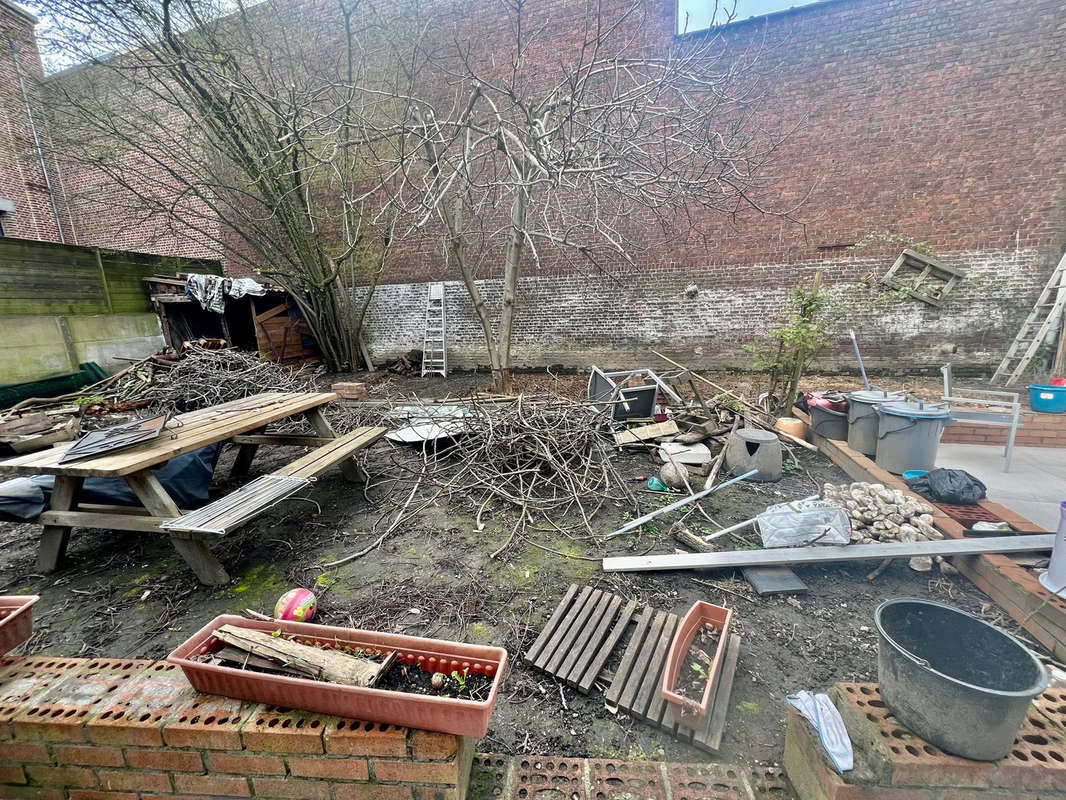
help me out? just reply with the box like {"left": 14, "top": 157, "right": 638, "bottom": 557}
{"left": 360, "top": 247, "right": 1048, "bottom": 372}
{"left": 0, "top": 656, "right": 474, "bottom": 799}
{"left": 0, "top": 0, "right": 74, "bottom": 243}
{"left": 31, "top": 0, "right": 1066, "bottom": 370}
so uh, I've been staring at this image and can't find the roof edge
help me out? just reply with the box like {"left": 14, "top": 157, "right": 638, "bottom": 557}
{"left": 0, "top": 0, "right": 38, "bottom": 25}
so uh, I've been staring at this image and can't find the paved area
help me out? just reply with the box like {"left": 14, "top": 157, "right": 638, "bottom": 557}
{"left": 936, "top": 442, "right": 1065, "bottom": 530}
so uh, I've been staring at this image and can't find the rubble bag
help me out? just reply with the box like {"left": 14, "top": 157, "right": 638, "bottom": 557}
{"left": 905, "top": 468, "right": 986, "bottom": 505}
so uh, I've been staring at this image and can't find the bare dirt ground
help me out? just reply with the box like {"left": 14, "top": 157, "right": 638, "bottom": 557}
{"left": 0, "top": 368, "right": 1030, "bottom": 773}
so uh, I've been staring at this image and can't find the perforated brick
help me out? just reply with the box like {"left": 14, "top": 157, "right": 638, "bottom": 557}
{"left": 162, "top": 692, "right": 259, "bottom": 750}
{"left": 836, "top": 682, "right": 1066, "bottom": 792}
{"left": 513, "top": 756, "right": 585, "bottom": 800}
{"left": 239, "top": 704, "right": 329, "bottom": 753}
{"left": 85, "top": 661, "right": 197, "bottom": 746}
{"left": 470, "top": 752, "right": 512, "bottom": 798}
{"left": 590, "top": 758, "right": 667, "bottom": 799}
{"left": 667, "top": 762, "right": 749, "bottom": 800}
{"left": 749, "top": 765, "right": 793, "bottom": 799}
{"left": 932, "top": 502, "right": 1005, "bottom": 524}
{"left": 0, "top": 658, "right": 86, "bottom": 737}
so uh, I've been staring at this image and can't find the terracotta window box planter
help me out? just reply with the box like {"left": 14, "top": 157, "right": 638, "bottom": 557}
{"left": 167, "top": 614, "right": 507, "bottom": 738}
{"left": 661, "top": 600, "right": 732, "bottom": 724}
{"left": 0, "top": 596, "right": 40, "bottom": 656}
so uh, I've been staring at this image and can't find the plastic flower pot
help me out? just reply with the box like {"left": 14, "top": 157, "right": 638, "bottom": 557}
{"left": 167, "top": 615, "right": 507, "bottom": 738}
{"left": 0, "top": 596, "right": 40, "bottom": 656}
{"left": 661, "top": 601, "right": 733, "bottom": 724}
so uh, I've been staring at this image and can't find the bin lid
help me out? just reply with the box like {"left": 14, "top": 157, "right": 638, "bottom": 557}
{"left": 846, "top": 390, "right": 906, "bottom": 404}
{"left": 880, "top": 401, "right": 950, "bottom": 419}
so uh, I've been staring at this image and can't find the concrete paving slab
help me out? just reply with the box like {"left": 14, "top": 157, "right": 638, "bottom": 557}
{"left": 936, "top": 442, "right": 1065, "bottom": 530}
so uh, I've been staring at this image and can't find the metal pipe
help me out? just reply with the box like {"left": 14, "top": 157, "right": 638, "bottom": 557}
{"left": 9, "top": 38, "right": 65, "bottom": 243}
{"left": 605, "top": 469, "right": 758, "bottom": 539}
{"left": 850, "top": 329, "right": 870, "bottom": 391}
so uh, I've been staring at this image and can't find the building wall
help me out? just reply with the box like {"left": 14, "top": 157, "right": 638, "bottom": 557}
{"left": 32, "top": 0, "right": 1066, "bottom": 371}
{"left": 0, "top": 0, "right": 74, "bottom": 243}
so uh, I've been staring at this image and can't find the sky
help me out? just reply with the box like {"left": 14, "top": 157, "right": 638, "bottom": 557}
{"left": 677, "top": 0, "right": 821, "bottom": 33}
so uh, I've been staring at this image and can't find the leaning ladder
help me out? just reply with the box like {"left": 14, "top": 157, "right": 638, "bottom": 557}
{"left": 421, "top": 282, "right": 447, "bottom": 377}
{"left": 991, "top": 251, "right": 1066, "bottom": 386}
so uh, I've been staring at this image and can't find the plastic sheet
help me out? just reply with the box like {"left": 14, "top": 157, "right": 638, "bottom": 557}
{"left": 757, "top": 497, "right": 851, "bottom": 548}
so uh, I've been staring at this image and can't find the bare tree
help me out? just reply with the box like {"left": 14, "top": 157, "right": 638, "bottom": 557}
{"left": 359, "top": 0, "right": 799, "bottom": 392}
{"left": 39, "top": 0, "right": 396, "bottom": 370}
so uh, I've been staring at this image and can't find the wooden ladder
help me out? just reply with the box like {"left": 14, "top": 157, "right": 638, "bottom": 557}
{"left": 422, "top": 282, "right": 447, "bottom": 377}
{"left": 991, "top": 251, "right": 1066, "bottom": 386}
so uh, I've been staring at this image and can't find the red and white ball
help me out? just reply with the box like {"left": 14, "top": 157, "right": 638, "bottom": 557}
{"left": 274, "top": 588, "right": 317, "bottom": 622}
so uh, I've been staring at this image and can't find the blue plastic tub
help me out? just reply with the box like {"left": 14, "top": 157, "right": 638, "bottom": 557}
{"left": 1028, "top": 385, "right": 1066, "bottom": 414}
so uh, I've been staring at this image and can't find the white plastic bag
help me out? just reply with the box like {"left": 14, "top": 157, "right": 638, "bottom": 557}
{"left": 757, "top": 497, "right": 851, "bottom": 548}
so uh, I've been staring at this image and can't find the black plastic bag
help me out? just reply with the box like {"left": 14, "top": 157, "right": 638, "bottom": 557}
{"left": 906, "top": 468, "right": 987, "bottom": 505}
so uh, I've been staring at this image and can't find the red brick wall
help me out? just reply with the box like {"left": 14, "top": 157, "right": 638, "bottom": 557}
{"left": 0, "top": 656, "right": 474, "bottom": 799}
{"left": 0, "top": 0, "right": 75, "bottom": 243}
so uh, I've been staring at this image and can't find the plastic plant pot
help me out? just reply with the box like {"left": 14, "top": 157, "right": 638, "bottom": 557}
{"left": 0, "top": 596, "right": 40, "bottom": 656}
{"left": 167, "top": 615, "right": 507, "bottom": 738}
{"left": 661, "top": 601, "right": 733, "bottom": 724}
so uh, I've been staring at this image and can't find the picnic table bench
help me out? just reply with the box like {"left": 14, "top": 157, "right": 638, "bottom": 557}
{"left": 0, "top": 392, "right": 386, "bottom": 585}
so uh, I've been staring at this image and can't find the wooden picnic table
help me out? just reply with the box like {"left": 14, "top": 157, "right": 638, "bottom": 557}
{"left": 0, "top": 392, "right": 386, "bottom": 585}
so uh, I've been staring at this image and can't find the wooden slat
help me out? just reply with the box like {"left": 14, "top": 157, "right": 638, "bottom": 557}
{"left": 698, "top": 632, "right": 741, "bottom": 753}
{"left": 544, "top": 589, "right": 603, "bottom": 675}
{"left": 549, "top": 590, "right": 608, "bottom": 678}
{"left": 274, "top": 427, "right": 387, "bottom": 479}
{"left": 606, "top": 606, "right": 653, "bottom": 705}
{"left": 533, "top": 586, "right": 594, "bottom": 671}
{"left": 523, "top": 584, "right": 579, "bottom": 664}
{"left": 38, "top": 510, "right": 167, "bottom": 533}
{"left": 578, "top": 599, "right": 637, "bottom": 693}
{"left": 618, "top": 611, "right": 666, "bottom": 712}
{"left": 632, "top": 613, "right": 678, "bottom": 722}
{"left": 602, "top": 535, "right": 1056, "bottom": 573}
{"left": 563, "top": 594, "right": 621, "bottom": 687}
{"left": 231, "top": 435, "right": 336, "bottom": 447}
{"left": 0, "top": 393, "right": 338, "bottom": 478}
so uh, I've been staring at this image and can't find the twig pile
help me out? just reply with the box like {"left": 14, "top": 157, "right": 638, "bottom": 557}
{"left": 140, "top": 347, "right": 319, "bottom": 413}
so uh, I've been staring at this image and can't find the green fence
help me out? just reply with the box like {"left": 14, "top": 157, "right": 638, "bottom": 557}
{"left": 0, "top": 237, "right": 222, "bottom": 317}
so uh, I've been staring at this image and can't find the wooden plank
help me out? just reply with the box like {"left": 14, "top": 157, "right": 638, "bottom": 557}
{"left": 545, "top": 590, "right": 605, "bottom": 676}
{"left": 555, "top": 592, "right": 613, "bottom": 681}
{"left": 38, "top": 510, "right": 167, "bottom": 533}
{"left": 533, "top": 586, "right": 594, "bottom": 671}
{"left": 693, "top": 632, "right": 741, "bottom": 753}
{"left": 632, "top": 613, "right": 678, "bottom": 722}
{"left": 619, "top": 611, "right": 667, "bottom": 713}
{"left": 577, "top": 599, "right": 637, "bottom": 693}
{"left": 563, "top": 594, "right": 621, "bottom": 687}
{"left": 523, "top": 584, "right": 579, "bottom": 664}
{"left": 614, "top": 421, "right": 679, "bottom": 446}
{"left": 232, "top": 435, "right": 336, "bottom": 447}
{"left": 606, "top": 606, "right": 653, "bottom": 705}
{"left": 602, "top": 535, "right": 1055, "bottom": 573}
{"left": 274, "top": 427, "right": 387, "bottom": 480}
{"left": 0, "top": 393, "right": 338, "bottom": 478}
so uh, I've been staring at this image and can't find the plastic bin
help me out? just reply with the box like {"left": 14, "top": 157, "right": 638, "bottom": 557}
{"left": 846, "top": 390, "right": 906, "bottom": 456}
{"left": 0, "top": 596, "right": 40, "bottom": 656}
{"left": 1028, "top": 385, "right": 1066, "bottom": 413}
{"left": 810, "top": 405, "right": 848, "bottom": 440}
{"left": 168, "top": 615, "right": 508, "bottom": 738}
{"left": 874, "top": 401, "right": 950, "bottom": 474}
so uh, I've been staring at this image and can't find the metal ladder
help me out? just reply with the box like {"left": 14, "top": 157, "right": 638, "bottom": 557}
{"left": 421, "top": 282, "right": 447, "bottom": 377}
{"left": 991, "top": 251, "right": 1066, "bottom": 386}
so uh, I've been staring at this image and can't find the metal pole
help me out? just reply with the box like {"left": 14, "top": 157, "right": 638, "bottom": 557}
{"left": 9, "top": 38, "right": 65, "bottom": 243}
{"left": 605, "top": 469, "right": 758, "bottom": 539}
{"left": 850, "top": 330, "right": 870, "bottom": 391}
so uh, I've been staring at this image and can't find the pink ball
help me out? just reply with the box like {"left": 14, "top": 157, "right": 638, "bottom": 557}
{"left": 274, "top": 588, "right": 317, "bottom": 622}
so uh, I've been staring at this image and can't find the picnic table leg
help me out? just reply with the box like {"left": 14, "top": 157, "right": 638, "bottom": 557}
{"left": 125, "top": 471, "right": 230, "bottom": 586}
{"left": 230, "top": 426, "right": 265, "bottom": 478}
{"left": 36, "top": 476, "right": 83, "bottom": 572}
{"left": 303, "top": 408, "right": 367, "bottom": 483}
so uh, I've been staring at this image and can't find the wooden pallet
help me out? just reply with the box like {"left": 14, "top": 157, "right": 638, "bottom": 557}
{"left": 523, "top": 584, "right": 637, "bottom": 694}
{"left": 605, "top": 606, "right": 741, "bottom": 754}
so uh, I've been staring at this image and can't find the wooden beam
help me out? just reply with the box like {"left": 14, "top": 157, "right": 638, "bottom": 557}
{"left": 231, "top": 435, "right": 336, "bottom": 447}
{"left": 602, "top": 535, "right": 1055, "bottom": 573}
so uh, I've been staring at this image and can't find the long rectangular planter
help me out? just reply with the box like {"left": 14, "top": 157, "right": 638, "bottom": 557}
{"left": 661, "top": 600, "right": 732, "bottom": 724}
{"left": 167, "top": 614, "right": 507, "bottom": 738}
{"left": 0, "top": 596, "right": 39, "bottom": 656}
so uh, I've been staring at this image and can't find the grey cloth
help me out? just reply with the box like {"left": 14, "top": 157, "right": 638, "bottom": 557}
{"left": 227, "top": 277, "right": 266, "bottom": 299}
{"left": 186, "top": 273, "right": 226, "bottom": 313}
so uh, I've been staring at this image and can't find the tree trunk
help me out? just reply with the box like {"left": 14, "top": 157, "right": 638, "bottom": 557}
{"left": 495, "top": 173, "right": 529, "bottom": 394}
{"left": 783, "top": 270, "right": 824, "bottom": 412}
